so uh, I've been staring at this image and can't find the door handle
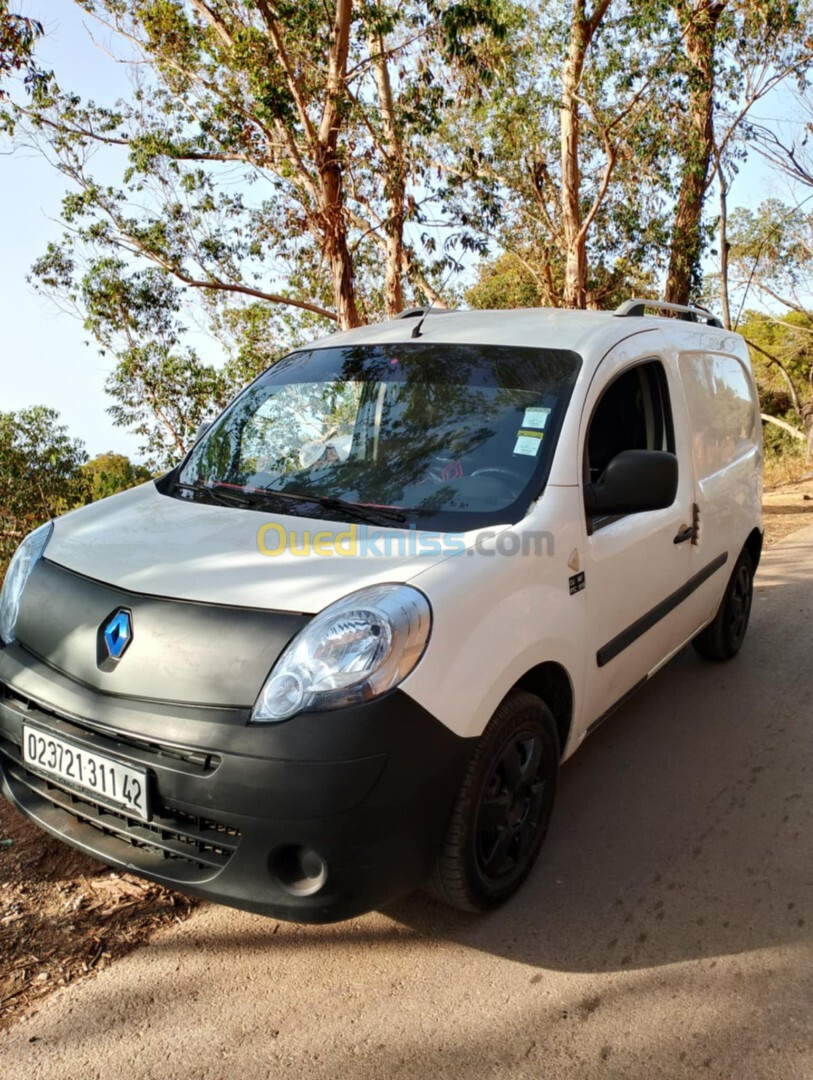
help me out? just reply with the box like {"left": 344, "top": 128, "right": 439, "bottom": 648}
{"left": 674, "top": 503, "right": 700, "bottom": 545}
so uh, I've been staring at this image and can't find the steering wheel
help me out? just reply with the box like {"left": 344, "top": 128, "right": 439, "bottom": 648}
{"left": 470, "top": 466, "right": 528, "bottom": 488}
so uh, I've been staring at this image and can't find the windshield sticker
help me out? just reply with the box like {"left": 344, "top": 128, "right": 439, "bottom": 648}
{"left": 522, "top": 406, "right": 551, "bottom": 430}
{"left": 513, "top": 430, "right": 545, "bottom": 457}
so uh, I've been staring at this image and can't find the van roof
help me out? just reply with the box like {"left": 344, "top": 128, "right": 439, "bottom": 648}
{"left": 307, "top": 305, "right": 738, "bottom": 361}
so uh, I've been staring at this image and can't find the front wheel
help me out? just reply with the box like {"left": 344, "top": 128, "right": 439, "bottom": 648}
{"left": 692, "top": 549, "right": 754, "bottom": 661}
{"left": 427, "top": 690, "right": 559, "bottom": 912}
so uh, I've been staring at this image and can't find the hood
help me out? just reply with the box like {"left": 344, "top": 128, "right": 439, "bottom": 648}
{"left": 44, "top": 482, "right": 458, "bottom": 614}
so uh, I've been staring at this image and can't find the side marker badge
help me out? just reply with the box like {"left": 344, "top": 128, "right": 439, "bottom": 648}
{"left": 569, "top": 571, "right": 586, "bottom": 595}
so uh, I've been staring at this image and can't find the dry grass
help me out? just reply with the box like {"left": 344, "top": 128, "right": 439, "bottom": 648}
{"left": 763, "top": 447, "right": 810, "bottom": 490}
{"left": 762, "top": 473, "right": 813, "bottom": 545}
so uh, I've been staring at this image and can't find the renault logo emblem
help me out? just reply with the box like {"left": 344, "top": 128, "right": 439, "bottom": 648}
{"left": 102, "top": 609, "right": 133, "bottom": 661}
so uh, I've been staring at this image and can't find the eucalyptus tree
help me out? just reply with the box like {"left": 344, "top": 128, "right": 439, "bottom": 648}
{"left": 664, "top": 0, "right": 811, "bottom": 307}
{"left": 6, "top": 0, "right": 506, "bottom": 459}
{"left": 11, "top": 0, "right": 504, "bottom": 335}
{"left": 0, "top": 3, "right": 43, "bottom": 96}
{"left": 438, "top": 0, "right": 681, "bottom": 309}
{"left": 725, "top": 200, "right": 813, "bottom": 461}
{"left": 440, "top": 0, "right": 812, "bottom": 311}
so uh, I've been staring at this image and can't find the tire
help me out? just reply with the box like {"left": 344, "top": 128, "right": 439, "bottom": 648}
{"left": 427, "top": 690, "right": 560, "bottom": 913}
{"left": 692, "top": 548, "right": 754, "bottom": 661}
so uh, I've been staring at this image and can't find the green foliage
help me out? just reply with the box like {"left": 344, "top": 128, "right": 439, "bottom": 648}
{"left": 16, "top": 0, "right": 509, "bottom": 336}
{"left": 212, "top": 302, "right": 288, "bottom": 394}
{"left": 0, "top": 3, "right": 43, "bottom": 98}
{"left": 727, "top": 201, "right": 813, "bottom": 315}
{"left": 105, "top": 344, "right": 228, "bottom": 470}
{"left": 465, "top": 252, "right": 543, "bottom": 310}
{"left": 729, "top": 202, "right": 813, "bottom": 464}
{"left": 29, "top": 251, "right": 237, "bottom": 469}
{"left": 2, "top": 1, "right": 812, "bottom": 474}
{"left": 740, "top": 310, "right": 813, "bottom": 415}
{"left": 81, "top": 452, "right": 152, "bottom": 501}
{"left": 434, "top": 0, "right": 687, "bottom": 307}
{"left": 0, "top": 407, "right": 88, "bottom": 573}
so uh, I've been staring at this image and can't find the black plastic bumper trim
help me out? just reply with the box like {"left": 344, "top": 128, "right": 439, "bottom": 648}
{"left": 0, "top": 671, "right": 473, "bottom": 923}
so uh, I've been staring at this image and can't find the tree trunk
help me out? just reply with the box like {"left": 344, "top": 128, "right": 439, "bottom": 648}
{"left": 718, "top": 160, "right": 731, "bottom": 329}
{"left": 560, "top": 4, "right": 588, "bottom": 309}
{"left": 559, "top": 1, "right": 612, "bottom": 308}
{"left": 316, "top": 0, "right": 361, "bottom": 330}
{"left": 665, "top": 1, "right": 726, "bottom": 307}
{"left": 803, "top": 402, "right": 813, "bottom": 464}
{"left": 317, "top": 157, "right": 361, "bottom": 330}
{"left": 369, "top": 28, "right": 406, "bottom": 318}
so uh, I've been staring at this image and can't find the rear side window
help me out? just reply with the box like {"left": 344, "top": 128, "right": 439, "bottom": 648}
{"left": 680, "top": 353, "right": 757, "bottom": 479}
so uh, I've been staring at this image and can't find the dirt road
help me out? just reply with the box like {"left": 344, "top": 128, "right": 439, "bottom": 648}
{"left": 2, "top": 526, "right": 812, "bottom": 1079}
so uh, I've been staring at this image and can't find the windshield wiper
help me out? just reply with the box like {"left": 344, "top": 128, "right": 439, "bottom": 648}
{"left": 309, "top": 493, "right": 407, "bottom": 526}
{"left": 175, "top": 480, "right": 407, "bottom": 526}
{"left": 249, "top": 488, "right": 407, "bottom": 526}
{"left": 172, "top": 481, "right": 253, "bottom": 509}
{"left": 230, "top": 485, "right": 408, "bottom": 525}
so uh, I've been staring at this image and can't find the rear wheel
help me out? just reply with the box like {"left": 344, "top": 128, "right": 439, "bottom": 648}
{"left": 692, "top": 549, "right": 754, "bottom": 661}
{"left": 427, "top": 690, "right": 559, "bottom": 912}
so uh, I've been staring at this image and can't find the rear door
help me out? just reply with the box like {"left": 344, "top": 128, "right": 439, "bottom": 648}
{"left": 579, "top": 336, "right": 695, "bottom": 728}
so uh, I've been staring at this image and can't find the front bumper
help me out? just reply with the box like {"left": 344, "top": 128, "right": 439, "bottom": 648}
{"left": 0, "top": 643, "right": 471, "bottom": 923}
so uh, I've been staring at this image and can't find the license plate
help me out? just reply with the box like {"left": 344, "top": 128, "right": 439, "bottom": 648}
{"left": 22, "top": 724, "right": 150, "bottom": 822}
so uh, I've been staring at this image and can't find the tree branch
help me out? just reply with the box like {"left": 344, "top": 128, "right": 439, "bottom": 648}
{"left": 254, "top": 0, "right": 319, "bottom": 149}
{"left": 319, "top": 0, "right": 353, "bottom": 150}
{"left": 745, "top": 336, "right": 803, "bottom": 414}
{"left": 761, "top": 412, "right": 806, "bottom": 441}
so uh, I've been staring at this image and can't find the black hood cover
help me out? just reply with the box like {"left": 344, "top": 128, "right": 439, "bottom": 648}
{"left": 15, "top": 560, "right": 309, "bottom": 709}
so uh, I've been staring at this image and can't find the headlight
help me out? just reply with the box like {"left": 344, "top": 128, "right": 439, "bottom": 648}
{"left": 252, "top": 584, "right": 431, "bottom": 722}
{"left": 0, "top": 522, "right": 53, "bottom": 645}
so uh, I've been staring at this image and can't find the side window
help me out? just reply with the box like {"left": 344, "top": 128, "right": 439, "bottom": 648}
{"left": 585, "top": 360, "right": 675, "bottom": 519}
{"left": 679, "top": 353, "right": 757, "bottom": 479}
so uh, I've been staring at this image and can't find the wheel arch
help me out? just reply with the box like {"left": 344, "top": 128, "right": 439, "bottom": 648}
{"left": 744, "top": 527, "right": 763, "bottom": 571}
{"left": 512, "top": 661, "right": 573, "bottom": 759}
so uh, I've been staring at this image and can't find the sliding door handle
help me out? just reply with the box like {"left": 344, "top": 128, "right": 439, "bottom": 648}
{"left": 673, "top": 525, "right": 694, "bottom": 544}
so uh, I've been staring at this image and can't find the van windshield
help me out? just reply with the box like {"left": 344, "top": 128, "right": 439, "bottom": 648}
{"left": 176, "top": 342, "right": 581, "bottom": 530}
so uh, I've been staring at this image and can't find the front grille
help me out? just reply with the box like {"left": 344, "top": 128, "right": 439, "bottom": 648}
{"left": 2, "top": 753, "right": 241, "bottom": 879}
{"left": 0, "top": 689, "right": 241, "bottom": 881}
{"left": 2, "top": 686, "right": 221, "bottom": 774}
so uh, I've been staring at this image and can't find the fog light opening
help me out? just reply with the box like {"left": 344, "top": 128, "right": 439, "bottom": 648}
{"left": 271, "top": 845, "right": 328, "bottom": 897}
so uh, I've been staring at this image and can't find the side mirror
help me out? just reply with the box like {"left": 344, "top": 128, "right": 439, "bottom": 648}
{"left": 193, "top": 418, "right": 213, "bottom": 444}
{"left": 585, "top": 450, "right": 678, "bottom": 517}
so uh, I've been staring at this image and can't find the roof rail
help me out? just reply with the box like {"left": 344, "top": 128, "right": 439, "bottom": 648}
{"left": 614, "top": 298, "right": 724, "bottom": 330}
{"left": 392, "top": 306, "right": 454, "bottom": 320}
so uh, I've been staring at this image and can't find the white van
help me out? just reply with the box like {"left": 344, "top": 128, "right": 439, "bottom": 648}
{"left": 0, "top": 300, "right": 763, "bottom": 922}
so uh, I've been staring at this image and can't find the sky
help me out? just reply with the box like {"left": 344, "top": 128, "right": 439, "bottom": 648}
{"left": 0, "top": 2, "right": 807, "bottom": 461}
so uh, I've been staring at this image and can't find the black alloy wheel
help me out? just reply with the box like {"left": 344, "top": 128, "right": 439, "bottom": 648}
{"left": 428, "top": 690, "right": 560, "bottom": 912}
